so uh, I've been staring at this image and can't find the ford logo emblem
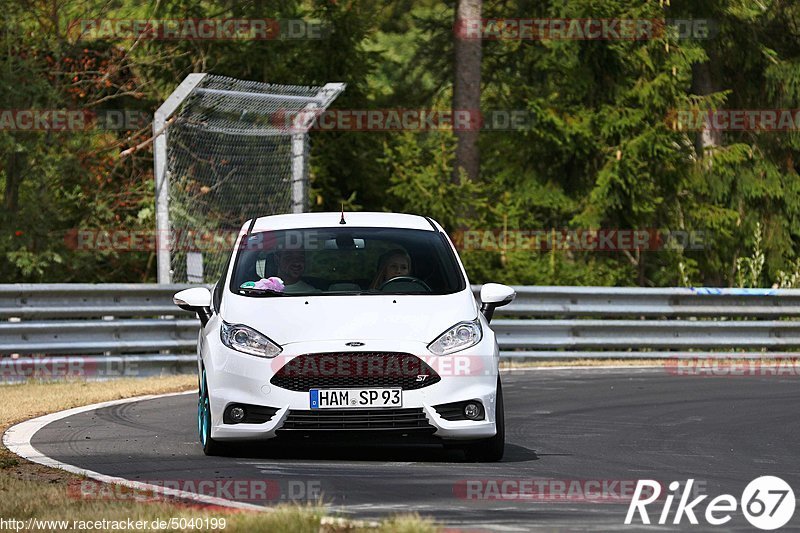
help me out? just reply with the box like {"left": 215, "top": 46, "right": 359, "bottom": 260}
{"left": 345, "top": 342, "right": 365, "bottom": 347}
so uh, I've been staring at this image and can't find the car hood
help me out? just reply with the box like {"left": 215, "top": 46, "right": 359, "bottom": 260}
{"left": 221, "top": 290, "right": 479, "bottom": 346}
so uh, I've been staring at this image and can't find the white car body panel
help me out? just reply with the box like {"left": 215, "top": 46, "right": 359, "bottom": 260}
{"left": 222, "top": 292, "right": 479, "bottom": 345}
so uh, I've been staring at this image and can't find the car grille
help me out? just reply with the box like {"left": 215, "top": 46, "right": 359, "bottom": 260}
{"left": 277, "top": 408, "right": 435, "bottom": 432}
{"left": 270, "top": 352, "right": 441, "bottom": 392}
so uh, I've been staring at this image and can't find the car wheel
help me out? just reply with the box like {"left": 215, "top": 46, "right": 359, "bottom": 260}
{"left": 463, "top": 378, "right": 505, "bottom": 462}
{"left": 198, "top": 368, "right": 228, "bottom": 456}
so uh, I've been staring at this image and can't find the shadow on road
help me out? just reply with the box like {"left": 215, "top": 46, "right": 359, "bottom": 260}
{"left": 221, "top": 440, "right": 540, "bottom": 464}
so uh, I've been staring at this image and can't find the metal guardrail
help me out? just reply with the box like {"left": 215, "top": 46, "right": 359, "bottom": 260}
{"left": 2, "top": 284, "right": 800, "bottom": 378}
{"left": 496, "top": 285, "right": 800, "bottom": 318}
{"left": 0, "top": 319, "right": 199, "bottom": 354}
{"left": 0, "top": 284, "right": 195, "bottom": 319}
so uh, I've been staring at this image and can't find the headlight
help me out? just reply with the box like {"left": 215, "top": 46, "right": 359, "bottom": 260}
{"left": 220, "top": 321, "right": 282, "bottom": 358}
{"left": 428, "top": 318, "right": 482, "bottom": 355}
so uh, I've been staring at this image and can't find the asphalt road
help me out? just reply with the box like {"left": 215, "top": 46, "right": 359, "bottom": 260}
{"left": 31, "top": 368, "right": 800, "bottom": 531}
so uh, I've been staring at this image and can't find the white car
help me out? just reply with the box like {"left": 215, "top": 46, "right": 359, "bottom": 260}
{"left": 174, "top": 212, "right": 515, "bottom": 461}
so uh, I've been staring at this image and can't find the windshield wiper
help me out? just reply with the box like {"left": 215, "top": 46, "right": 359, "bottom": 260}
{"left": 322, "top": 290, "right": 374, "bottom": 295}
{"left": 237, "top": 287, "right": 287, "bottom": 297}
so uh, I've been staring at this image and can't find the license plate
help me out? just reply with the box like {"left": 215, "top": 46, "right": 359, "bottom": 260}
{"left": 310, "top": 388, "right": 402, "bottom": 409}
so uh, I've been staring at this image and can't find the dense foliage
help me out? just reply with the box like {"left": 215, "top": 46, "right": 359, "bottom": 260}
{"left": 1, "top": 0, "right": 799, "bottom": 286}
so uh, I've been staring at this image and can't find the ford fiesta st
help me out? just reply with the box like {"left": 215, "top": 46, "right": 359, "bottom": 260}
{"left": 174, "top": 212, "right": 515, "bottom": 461}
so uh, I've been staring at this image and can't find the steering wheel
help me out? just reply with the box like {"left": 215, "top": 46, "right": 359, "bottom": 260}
{"left": 378, "top": 276, "right": 432, "bottom": 292}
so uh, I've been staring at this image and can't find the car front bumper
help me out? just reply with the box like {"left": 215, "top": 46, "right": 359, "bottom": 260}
{"left": 201, "top": 334, "right": 501, "bottom": 442}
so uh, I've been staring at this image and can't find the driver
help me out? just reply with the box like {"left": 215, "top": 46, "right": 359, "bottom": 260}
{"left": 370, "top": 249, "right": 412, "bottom": 290}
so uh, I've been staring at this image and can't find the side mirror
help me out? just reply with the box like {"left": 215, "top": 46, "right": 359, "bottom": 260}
{"left": 174, "top": 287, "right": 212, "bottom": 326}
{"left": 480, "top": 283, "right": 515, "bottom": 323}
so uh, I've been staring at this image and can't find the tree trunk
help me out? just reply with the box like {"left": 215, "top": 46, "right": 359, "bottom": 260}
{"left": 452, "top": 0, "right": 482, "bottom": 185}
{"left": 3, "top": 148, "right": 26, "bottom": 215}
{"left": 691, "top": 61, "right": 721, "bottom": 159}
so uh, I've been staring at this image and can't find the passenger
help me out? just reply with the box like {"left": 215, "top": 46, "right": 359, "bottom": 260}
{"left": 370, "top": 249, "right": 412, "bottom": 290}
{"left": 276, "top": 250, "right": 319, "bottom": 293}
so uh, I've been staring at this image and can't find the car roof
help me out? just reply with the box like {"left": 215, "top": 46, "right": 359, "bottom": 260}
{"left": 242, "top": 212, "right": 439, "bottom": 234}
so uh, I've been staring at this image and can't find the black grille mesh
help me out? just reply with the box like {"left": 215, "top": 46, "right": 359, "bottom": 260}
{"left": 278, "top": 408, "right": 435, "bottom": 431}
{"left": 270, "top": 352, "right": 441, "bottom": 391}
{"left": 242, "top": 405, "right": 279, "bottom": 424}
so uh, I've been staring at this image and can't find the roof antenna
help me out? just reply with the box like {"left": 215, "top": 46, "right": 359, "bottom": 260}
{"left": 339, "top": 203, "right": 346, "bottom": 225}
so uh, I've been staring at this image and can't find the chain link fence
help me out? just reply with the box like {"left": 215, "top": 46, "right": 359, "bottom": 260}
{"left": 154, "top": 74, "right": 344, "bottom": 283}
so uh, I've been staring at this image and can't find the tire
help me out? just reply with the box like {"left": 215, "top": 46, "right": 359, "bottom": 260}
{"left": 198, "top": 368, "right": 229, "bottom": 456}
{"left": 463, "top": 378, "right": 505, "bottom": 462}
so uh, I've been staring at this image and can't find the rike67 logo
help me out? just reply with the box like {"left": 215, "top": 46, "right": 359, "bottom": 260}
{"left": 625, "top": 476, "right": 795, "bottom": 530}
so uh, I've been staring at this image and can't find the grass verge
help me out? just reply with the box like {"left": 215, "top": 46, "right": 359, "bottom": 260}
{"left": 0, "top": 377, "right": 439, "bottom": 532}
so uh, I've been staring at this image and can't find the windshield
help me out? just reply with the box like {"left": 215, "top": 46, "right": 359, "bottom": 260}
{"left": 229, "top": 227, "right": 466, "bottom": 296}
